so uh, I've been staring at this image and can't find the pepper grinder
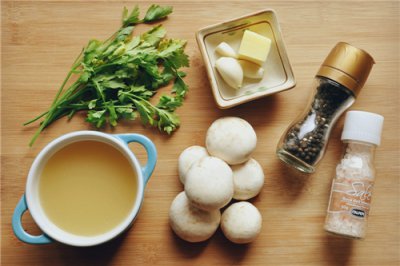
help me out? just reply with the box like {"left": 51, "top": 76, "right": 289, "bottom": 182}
{"left": 276, "top": 42, "right": 375, "bottom": 173}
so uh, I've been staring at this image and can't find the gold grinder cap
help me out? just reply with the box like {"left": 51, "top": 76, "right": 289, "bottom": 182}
{"left": 316, "top": 42, "right": 375, "bottom": 96}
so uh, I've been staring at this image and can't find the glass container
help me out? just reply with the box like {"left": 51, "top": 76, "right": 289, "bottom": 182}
{"left": 276, "top": 42, "right": 375, "bottom": 173}
{"left": 324, "top": 111, "right": 384, "bottom": 239}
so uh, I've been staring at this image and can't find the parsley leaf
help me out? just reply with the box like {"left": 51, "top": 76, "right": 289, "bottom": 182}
{"left": 141, "top": 25, "right": 166, "bottom": 46}
{"left": 86, "top": 109, "right": 107, "bottom": 128}
{"left": 143, "top": 5, "right": 173, "bottom": 22}
{"left": 122, "top": 6, "right": 140, "bottom": 27}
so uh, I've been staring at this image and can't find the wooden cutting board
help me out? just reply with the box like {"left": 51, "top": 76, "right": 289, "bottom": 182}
{"left": 1, "top": 1, "right": 399, "bottom": 265}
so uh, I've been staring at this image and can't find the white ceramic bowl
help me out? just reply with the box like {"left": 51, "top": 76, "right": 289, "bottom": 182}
{"left": 12, "top": 131, "right": 157, "bottom": 247}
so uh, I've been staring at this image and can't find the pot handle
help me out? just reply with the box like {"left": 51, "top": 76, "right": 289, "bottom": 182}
{"left": 114, "top": 134, "right": 157, "bottom": 184}
{"left": 12, "top": 195, "right": 52, "bottom": 244}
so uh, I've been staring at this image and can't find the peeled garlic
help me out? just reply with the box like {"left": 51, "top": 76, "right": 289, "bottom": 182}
{"left": 239, "top": 60, "right": 264, "bottom": 79}
{"left": 215, "top": 57, "right": 243, "bottom": 89}
{"left": 215, "top": 42, "right": 237, "bottom": 58}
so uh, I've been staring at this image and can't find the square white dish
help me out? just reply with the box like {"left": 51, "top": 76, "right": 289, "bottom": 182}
{"left": 196, "top": 9, "right": 296, "bottom": 109}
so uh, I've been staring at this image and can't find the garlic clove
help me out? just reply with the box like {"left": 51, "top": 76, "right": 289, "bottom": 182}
{"left": 215, "top": 42, "right": 237, "bottom": 58}
{"left": 238, "top": 60, "right": 264, "bottom": 79}
{"left": 215, "top": 57, "right": 243, "bottom": 89}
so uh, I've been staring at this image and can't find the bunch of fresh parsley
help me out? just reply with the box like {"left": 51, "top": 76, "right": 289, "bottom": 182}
{"left": 25, "top": 5, "right": 189, "bottom": 146}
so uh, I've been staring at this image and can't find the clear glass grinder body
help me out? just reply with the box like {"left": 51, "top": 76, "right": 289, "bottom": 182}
{"left": 276, "top": 77, "right": 355, "bottom": 173}
{"left": 324, "top": 111, "right": 384, "bottom": 239}
{"left": 276, "top": 42, "right": 375, "bottom": 173}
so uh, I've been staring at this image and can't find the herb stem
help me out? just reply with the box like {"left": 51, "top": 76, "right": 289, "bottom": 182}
{"left": 23, "top": 111, "right": 49, "bottom": 126}
{"left": 29, "top": 80, "right": 82, "bottom": 146}
{"left": 52, "top": 50, "right": 83, "bottom": 106}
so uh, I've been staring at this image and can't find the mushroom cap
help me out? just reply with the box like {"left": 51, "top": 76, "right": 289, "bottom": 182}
{"left": 206, "top": 117, "right": 257, "bottom": 165}
{"left": 221, "top": 201, "right": 262, "bottom": 244}
{"left": 178, "top": 146, "right": 208, "bottom": 184}
{"left": 185, "top": 156, "right": 233, "bottom": 211}
{"left": 169, "top": 192, "right": 221, "bottom": 243}
{"left": 231, "top": 158, "right": 265, "bottom": 200}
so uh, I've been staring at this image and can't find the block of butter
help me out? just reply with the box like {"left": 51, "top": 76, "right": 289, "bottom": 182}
{"left": 238, "top": 30, "right": 271, "bottom": 65}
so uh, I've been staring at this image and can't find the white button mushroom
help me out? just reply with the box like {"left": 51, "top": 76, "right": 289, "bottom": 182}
{"left": 221, "top": 201, "right": 262, "bottom": 244}
{"left": 185, "top": 156, "right": 233, "bottom": 211}
{"left": 231, "top": 158, "right": 265, "bottom": 200}
{"left": 169, "top": 192, "right": 221, "bottom": 243}
{"left": 206, "top": 117, "right": 257, "bottom": 165}
{"left": 178, "top": 146, "right": 208, "bottom": 184}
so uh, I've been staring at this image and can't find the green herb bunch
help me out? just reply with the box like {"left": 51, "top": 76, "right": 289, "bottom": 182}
{"left": 25, "top": 5, "right": 189, "bottom": 146}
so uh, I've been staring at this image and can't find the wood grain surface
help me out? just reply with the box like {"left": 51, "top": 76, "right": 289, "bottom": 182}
{"left": 1, "top": 1, "right": 399, "bottom": 265}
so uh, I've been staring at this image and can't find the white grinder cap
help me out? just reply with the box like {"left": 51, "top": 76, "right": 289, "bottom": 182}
{"left": 341, "top": 110, "right": 384, "bottom": 146}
